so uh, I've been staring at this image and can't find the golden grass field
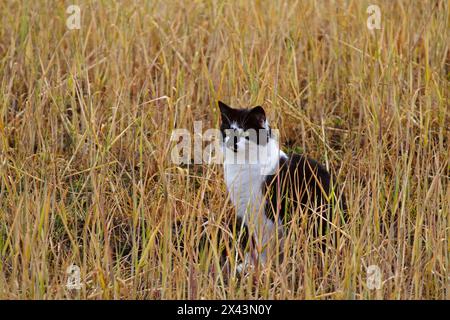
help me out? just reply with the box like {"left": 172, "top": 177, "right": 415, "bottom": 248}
{"left": 0, "top": 0, "right": 448, "bottom": 299}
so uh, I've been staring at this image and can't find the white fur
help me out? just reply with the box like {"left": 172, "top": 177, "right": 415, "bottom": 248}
{"left": 222, "top": 127, "right": 286, "bottom": 263}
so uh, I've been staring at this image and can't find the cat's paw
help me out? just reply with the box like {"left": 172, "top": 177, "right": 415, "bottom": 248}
{"left": 236, "top": 254, "right": 254, "bottom": 275}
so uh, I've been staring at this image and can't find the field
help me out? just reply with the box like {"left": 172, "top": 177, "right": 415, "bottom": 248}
{"left": 0, "top": 0, "right": 448, "bottom": 299}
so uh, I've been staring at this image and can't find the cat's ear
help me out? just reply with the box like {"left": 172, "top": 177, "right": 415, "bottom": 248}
{"left": 218, "top": 101, "right": 232, "bottom": 115}
{"left": 218, "top": 101, "right": 233, "bottom": 123}
{"left": 249, "top": 106, "right": 266, "bottom": 126}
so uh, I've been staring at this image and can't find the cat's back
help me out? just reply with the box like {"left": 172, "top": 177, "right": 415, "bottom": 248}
{"left": 286, "top": 153, "right": 331, "bottom": 192}
{"left": 265, "top": 153, "right": 332, "bottom": 213}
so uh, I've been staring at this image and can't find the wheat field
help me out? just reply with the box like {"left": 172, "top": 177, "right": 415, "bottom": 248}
{"left": 0, "top": 0, "right": 448, "bottom": 300}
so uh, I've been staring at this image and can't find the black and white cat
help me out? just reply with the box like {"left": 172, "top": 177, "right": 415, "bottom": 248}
{"left": 218, "top": 101, "right": 343, "bottom": 266}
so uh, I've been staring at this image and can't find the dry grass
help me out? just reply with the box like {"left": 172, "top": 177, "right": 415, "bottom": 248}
{"left": 0, "top": 0, "right": 448, "bottom": 299}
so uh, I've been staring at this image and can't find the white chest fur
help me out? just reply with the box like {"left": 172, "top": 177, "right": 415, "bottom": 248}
{"left": 222, "top": 138, "right": 281, "bottom": 219}
{"left": 224, "top": 163, "right": 265, "bottom": 219}
{"left": 222, "top": 138, "right": 286, "bottom": 262}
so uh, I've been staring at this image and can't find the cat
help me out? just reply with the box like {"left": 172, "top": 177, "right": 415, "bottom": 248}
{"left": 218, "top": 100, "right": 345, "bottom": 267}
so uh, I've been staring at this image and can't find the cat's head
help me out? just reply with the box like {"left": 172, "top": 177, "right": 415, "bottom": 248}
{"left": 218, "top": 101, "right": 272, "bottom": 154}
